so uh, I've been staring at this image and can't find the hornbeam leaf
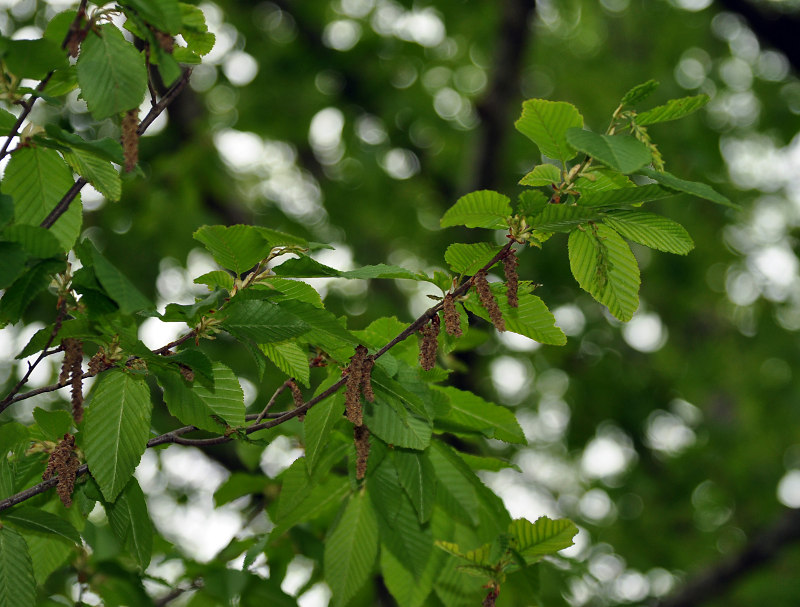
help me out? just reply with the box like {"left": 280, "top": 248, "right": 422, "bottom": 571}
{"left": 515, "top": 99, "right": 584, "bottom": 163}
{"left": 440, "top": 190, "right": 511, "bottom": 229}
{"left": 259, "top": 340, "right": 310, "bottom": 386}
{"left": 519, "top": 163, "right": 561, "bottom": 186}
{"left": 77, "top": 25, "right": 147, "bottom": 120}
{"left": 604, "top": 210, "right": 694, "bottom": 255}
{"left": 221, "top": 299, "right": 310, "bottom": 343}
{"left": 4, "top": 146, "right": 81, "bottom": 251}
{"left": 88, "top": 243, "right": 155, "bottom": 314}
{"left": 568, "top": 224, "right": 640, "bottom": 321}
{"left": 324, "top": 492, "right": 379, "bottom": 607}
{"left": 1, "top": 508, "right": 80, "bottom": 545}
{"left": 0, "top": 526, "right": 36, "bottom": 607}
{"left": 620, "top": 79, "right": 660, "bottom": 106}
{"left": 82, "top": 370, "right": 152, "bottom": 502}
{"left": 105, "top": 477, "right": 153, "bottom": 569}
{"left": 62, "top": 149, "right": 122, "bottom": 202}
{"left": 507, "top": 516, "right": 578, "bottom": 561}
{"left": 393, "top": 449, "right": 436, "bottom": 524}
{"left": 194, "top": 224, "right": 273, "bottom": 274}
{"left": 577, "top": 184, "right": 673, "bottom": 208}
{"left": 434, "top": 386, "right": 525, "bottom": 444}
{"left": 566, "top": 129, "right": 652, "bottom": 174}
{"left": 445, "top": 242, "right": 502, "bottom": 275}
{"left": 638, "top": 167, "right": 735, "bottom": 207}
{"left": 159, "top": 361, "right": 245, "bottom": 432}
{"left": 636, "top": 94, "right": 710, "bottom": 125}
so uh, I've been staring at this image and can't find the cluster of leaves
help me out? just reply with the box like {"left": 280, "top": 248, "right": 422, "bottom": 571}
{"left": 0, "top": 3, "right": 731, "bottom": 606}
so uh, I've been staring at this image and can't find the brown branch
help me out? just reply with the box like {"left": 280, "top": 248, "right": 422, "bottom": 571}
{"left": 652, "top": 507, "right": 800, "bottom": 607}
{"left": 153, "top": 579, "right": 203, "bottom": 607}
{"left": 255, "top": 378, "right": 293, "bottom": 423}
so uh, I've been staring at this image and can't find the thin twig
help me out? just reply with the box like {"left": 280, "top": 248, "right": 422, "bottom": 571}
{"left": 153, "top": 579, "right": 203, "bottom": 607}
{"left": 255, "top": 379, "right": 293, "bottom": 423}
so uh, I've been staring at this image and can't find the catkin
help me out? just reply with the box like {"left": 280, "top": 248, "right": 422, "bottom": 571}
{"left": 419, "top": 315, "right": 440, "bottom": 371}
{"left": 475, "top": 270, "right": 505, "bottom": 332}
{"left": 288, "top": 379, "right": 305, "bottom": 421}
{"left": 43, "top": 434, "right": 80, "bottom": 508}
{"left": 60, "top": 339, "right": 84, "bottom": 423}
{"left": 122, "top": 109, "right": 139, "bottom": 172}
{"left": 345, "top": 345, "right": 368, "bottom": 426}
{"left": 360, "top": 356, "right": 375, "bottom": 403}
{"left": 443, "top": 293, "right": 462, "bottom": 337}
{"left": 503, "top": 251, "right": 519, "bottom": 308}
{"left": 354, "top": 425, "right": 370, "bottom": 480}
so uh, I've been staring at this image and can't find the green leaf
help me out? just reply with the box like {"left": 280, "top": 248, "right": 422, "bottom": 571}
{"left": 324, "top": 492, "right": 379, "bottom": 607}
{"left": 179, "top": 3, "right": 216, "bottom": 56}
{"left": 519, "top": 163, "right": 562, "bottom": 186}
{"left": 272, "top": 257, "right": 420, "bottom": 281}
{"left": 105, "top": 477, "right": 153, "bottom": 569}
{"left": 42, "top": 66, "right": 78, "bottom": 97}
{"left": 445, "top": 242, "right": 502, "bottom": 275}
{"left": 62, "top": 149, "right": 122, "bottom": 202}
{"left": 577, "top": 184, "right": 673, "bottom": 208}
{"left": 508, "top": 516, "right": 578, "bottom": 562}
{"left": 193, "top": 224, "right": 273, "bottom": 275}
{"left": 43, "top": 125, "right": 125, "bottom": 164}
{"left": 77, "top": 25, "right": 147, "bottom": 120}
{"left": 440, "top": 190, "right": 511, "bottom": 229}
{"left": 392, "top": 449, "right": 436, "bottom": 524}
{"left": 568, "top": 224, "right": 640, "bottom": 321}
{"left": 0, "top": 259, "right": 64, "bottom": 324}
{"left": 259, "top": 341, "right": 310, "bottom": 386}
{"left": 304, "top": 392, "right": 343, "bottom": 475}
{"left": 18, "top": 528, "right": 71, "bottom": 586}
{"left": 456, "top": 452, "right": 520, "bottom": 473}
{"left": 373, "top": 480, "right": 433, "bottom": 577}
{"left": 428, "top": 443, "right": 480, "bottom": 526}
{"left": 636, "top": 94, "right": 710, "bottom": 125}
{"left": 380, "top": 543, "right": 441, "bottom": 607}
{"left": 515, "top": 99, "right": 583, "bottom": 163}
{"left": 573, "top": 169, "right": 633, "bottom": 194}
{"left": 603, "top": 210, "right": 694, "bottom": 255}
{"left": 270, "top": 468, "right": 349, "bottom": 539}
{"left": 465, "top": 285, "right": 566, "bottom": 346}
{"left": 32, "top": 408, "right": 73, "bottom": 441}
{"left": 256, "top": 277, "right": 323, "bottom": 308}
{"left": 0, "top": 109, "right": 16, "bottom": 135}
{"left": 0, "top": 242, "right": 26, "bottom": 290}
{"left": 221, "top": 299, "right": 310, "bottom": 344}
{"left": 0, "top": 526, "right": 36, "bottom": 607}
{"left": 256, "top": 226, "right": 308, "bottom": 248}
{"left": 194, "top": 270, "right": 234, "bottom": 291}
{"left": 342, "top": 264, "right": 421, "bottom": 280}
{"left": 566, "top": 129, "right": 652, "bottom": 174}
{"left": 86, "top": 242, "right": 154, "bottom": 314}
{"left": 2, "top": 507, "right": 80, "bottom": 545}
{"left": 81, "top": 370, "right": 152, "bottom": 502}
{"left": 4, "top": 146, "right": 81, "bottom": 251}
{"left": 125, "top": 0, "right": 183, "bottom": 33}
{"left": 527, "top": 204, "right": 603, "bottom": 233}
{"left": 517, "top": 189, "right": 548, "bottom": 217}
{"left": 158, "top": 361, "right": 245, "bottom": 432}
{"left": 3, "top": 38, "right": 67, "bottom": 79}
{"left": 1, "top": 224, "right": 62, "bottom": 259}
{"left": 213, "top": 472, "right": 268, "bottom": 506}
{"left": 365, "top": 394, "right": 432, "bottom": 450}
{"left": 638, "top": 167, "right": 735, "bottom": 207}
{"left": 434, "top": 386, "right": 525, "bottom": 444}
{"left": 620, "top": 80, "right": 659, "bottom": 106}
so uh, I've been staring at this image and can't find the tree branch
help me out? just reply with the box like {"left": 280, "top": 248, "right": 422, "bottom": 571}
{"left": 652, "top": 507, "right": 800, "bottom": 607}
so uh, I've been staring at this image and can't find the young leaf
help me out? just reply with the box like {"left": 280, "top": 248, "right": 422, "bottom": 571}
{"left": 125, "top": 0, "right": 183, "bottom": 33}
{"left": 519, "top": 163, "right": 561, "bottom": 186}
{"left": 76, "top": 25, "right": 147, "bottom": 120}
{"left": 86, "top": 243, "right": 155, "bottom": 315}
{"left": 374, "top": 481, "right": 434, "bottom": 577}
{"left": 158, "top": 361, "right": 245, "bottom": 433}
{"left": 635, "top": 94, "right": 710, "bottom": 125}
{"left": 105, "top": 477, "right": 153, "bottom": 569}
{"left": 43, "top": 125, "right": 125, "bottom": 164}
{"left": 568, "top": 224, "right": 640, "bottom": 321}
{"left": 3, "top": 38, "right": 67, "bottom": 79}
{"left": 603, "top": 210, "right": 694, "bottom": 255}
{"left": 445, "top": 242, "right": 502, "bottom": 275}
{"left": 0, "top": 259, "right": 65, "bottom": 325}
{"left": 1, "top": 224, "right": 62, "bottom": 259}
{"left": 193, "top": 224, "right": 273, "bottom": 275}
{"left": 620, "top": 79, "right": 659, "bottom": 106}
{"left": 194, "top": 270, "right": 235, "bottom": 291}
{"left": 565, "top": 129, "right": 652, "bottom": 174}
{"left": 638, "top": 167, "right": 735, "bottom": 207}
{"left": 324, "top": 492, "right": 379, "bottom": 607}
{"left": 393, "top": 449, "right": 436, "bottom": 524}
{"left": 527, "top": 204, "right": 603, "bottom": 233}
{"left": 32, "top": 408, "right": 73, "bottom": 441}
{"left": 1, "top": 507, "right": 80, "bottom": 545}
{"left": 433, "top": 386, "right": 525, "bottom": 444}
{"left": 259, "top": 341, "right": 310, "bottom": 386}
{"left": 577, "top": 183, "right": 673, "bottom": 208}
{"left": 0, "top": 526, "right": 36, "bottom": 607}
{"left": 304, "top": 392, "right": 344, "bottom": 475}
{"left": 440, "top": 190, "right": 511, "bottom": 229}
{"left": 515, "top": 99, "right": 584, "bottom": 163}
{"left": 82, "top": 370, "right": 153, "bottom": 502}
{"left": 62, "top": 149, "right": 122, "bottom": 202}
{"left": 380, "top": 543, "right": 441, "bottom": 607}
{"left": 4, "top": 146, "right": 81, "bottom": 251}
{"left": 428, "top": 443, "right": 480, "bottom": 526}
{"left": 221, "top": 299, "right": 310, "bottom": 344}
{"left": 508, "top": 516, "right": 578, "bottom": 562}
{"left": 364, "top": 393, "right": 432, "bottom": 450}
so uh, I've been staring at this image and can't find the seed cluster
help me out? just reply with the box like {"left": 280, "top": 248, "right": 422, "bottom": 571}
{"left": 60, "top": 338, "right": 84, "bottom": 424}
{"left": 419, "top": 315, "right": 440, "bottom": 371}
{"left": 475, "top": 270, "right": 505, "bottom": 332}
{"left": 43, "top": 434, "right": 80, "bottom": 508}
{"left": 122, "top": 109, "right": 139, "bottom": 172}
{"left": 503, "top": 250, "right": 519, "bottom": 308}
{"left": 443, "top": 293, "right": 462, "bottom": 337}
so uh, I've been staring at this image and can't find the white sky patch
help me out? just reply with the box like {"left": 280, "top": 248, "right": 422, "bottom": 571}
{"left": 260, "top": 435, "right": 304, "bottom": 478}
{"left": 645, "top": 410, "right": 696, "bottom": 456}
{"left": 371, "top": 2, "right": 445, "bottom": 47}
{"left": 490, "top": 355, "right": 531, "bottom": 402}
{"left": 579, "top": 488, "right": 615, "bottom": 523}
{"left": 613, "top": 570, "right": 650, "bottom": 603}
{"left": 282, "top": 555, "right": 315, "bottom": 596}
{"left": 139, "top": 316, "right": 185, "bottom": 350}
{"left": 222, "top": 50, "right": 259, "bottom": 86}
{"left": 214, "top": 129, "right": 265, "bottom": 173}
{"left": 379, "top": 148, "right": 420, "bottom": 180}
{"left": 479, "top": 468, "right": 559, "bottom": 519}
{"left": 323, "top": 19, "right": 362, "bottom": 51}
{"left": 622, "top": 312, "right": 667, "bottom": 353}
{"left": 309, "top": 107, "right": 345, "bottom": 165}
{"left": 355, "top": 114, "right": 387, "bottom": 145}
{"left": 553, "top": 304, "right": 586, "bottom": 336}
{"left": 298, "top": 583, "right": 332, "bottom": 607}
{"left": 139, "top": 98, "right": 168, "bottom": 136}
{"left": 497, "top": 330, "right": 541, "bottom": 352}
{"left": 581, "top": 428, "right": 636, "bottom": 480}
{"left": 777, "top": 470, "right": 800, "bottom": 508}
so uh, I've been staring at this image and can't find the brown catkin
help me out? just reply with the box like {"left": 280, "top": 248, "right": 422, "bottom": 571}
{"left": 122, "top": 109, "right": 139, "bottom": 172}
{"left": 179, "top": 364, "right": 195, "bottom": 382}
{"left": 43, "top": 434, "right": 80, "bottom": 508}
{"left": 443, "top": 293, "right": 462, "bottom": 337}
{"left": 88, "top": 349, "right": 105, "bottom": 375}
{"left": 360, "top": 356, "right": 375, "bottom": 403}
{"left": 419, "top": 315, "right": 440, "bottom": 371}
{"left": 60, "top": 339, "right": 84, "bottom": 424}
{"left": 155, "top": 31, "right": 174, "bottom": 53}
{"left": 345, "top": 345, "right": 368, "bottom": 426}
{"left": 354, "top": 425, "right": 370, "bottom": 480}
{"left": 288, "top": 380, "right": 305, "bottom": 421}
{"left": 503, "top": 251, "right": 519, "bottom": 308}
{"left": 475, "top": 270, "right": 505, "bottom": 332}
